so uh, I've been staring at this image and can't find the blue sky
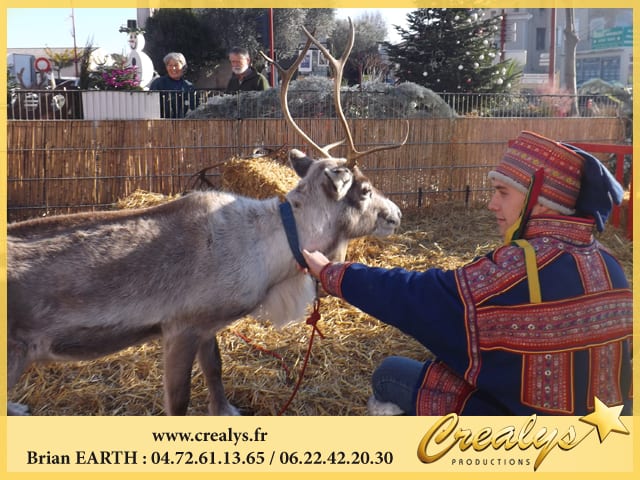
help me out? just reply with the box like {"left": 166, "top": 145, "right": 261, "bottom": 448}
{"left": 7, "top": 9, "right": 139, "bottom": 54}
{"left": 6, "top": 8, "right": 411, "bottom": 54}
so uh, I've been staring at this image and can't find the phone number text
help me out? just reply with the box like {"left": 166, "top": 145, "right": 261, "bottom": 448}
{"left": 146, "top": 450, "right": 394, "bottom": 466}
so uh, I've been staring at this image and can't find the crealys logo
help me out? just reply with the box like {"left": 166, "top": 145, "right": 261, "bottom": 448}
{"left": 416, "top": 397, "right": 630, "bottom": 471}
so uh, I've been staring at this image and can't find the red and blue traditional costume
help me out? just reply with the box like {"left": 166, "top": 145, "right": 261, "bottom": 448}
{"left": 319, "top": 131, "right": 633, "bottom": 415}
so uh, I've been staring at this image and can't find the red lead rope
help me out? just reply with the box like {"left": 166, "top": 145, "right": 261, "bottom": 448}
{"left": 234, "top": 295, "right": 324, "bottom": 416}
{"left": 234, "top": 331, "right": 292, "bottom": 380}
{"left": 277, "top": 297, "right": 324, "bottom": 415}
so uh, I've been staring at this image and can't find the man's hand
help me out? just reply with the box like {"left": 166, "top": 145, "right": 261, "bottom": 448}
{"left": 302, "top": 249, "right": 331, "bottom": 279}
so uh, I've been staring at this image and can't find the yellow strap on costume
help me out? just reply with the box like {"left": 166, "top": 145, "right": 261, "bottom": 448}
{"left": 513, "top": 239, "right": 542, "bottom": 304}
{"left": 503, "top": 218, "right": 521, "bottom": 246}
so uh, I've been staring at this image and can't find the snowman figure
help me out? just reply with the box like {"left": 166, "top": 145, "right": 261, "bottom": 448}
{"left": 122, "top": 21, "right": 154, "bottom": 89}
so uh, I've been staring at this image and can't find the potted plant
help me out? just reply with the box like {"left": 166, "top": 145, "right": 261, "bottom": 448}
{"left": 82, "top": 56, "right": 160, "bottom": 119}
{"left": 91, "top": 60, "right": 142, "bottom": 91}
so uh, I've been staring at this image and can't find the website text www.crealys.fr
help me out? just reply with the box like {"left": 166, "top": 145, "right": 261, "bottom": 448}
{"left": 151, "top": 427, "right": 268, "bottom": 446}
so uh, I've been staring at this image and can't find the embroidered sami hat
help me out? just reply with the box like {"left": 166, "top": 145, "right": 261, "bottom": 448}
{"left": 561, "top": 142, "right": 624, "bottom": 232}
{"left": 488, "top": 131, "right": 584, "bottom": 215}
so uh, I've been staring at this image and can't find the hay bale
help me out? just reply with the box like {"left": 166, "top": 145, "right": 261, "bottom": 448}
{"left": 115, "top": 189, "right": 178, "bottom": 210}
{"left": 220, "top": 156, "right": 299, "bottom": 199}
{"left": 115, "top": 156, "right": 299, "bottom": 210}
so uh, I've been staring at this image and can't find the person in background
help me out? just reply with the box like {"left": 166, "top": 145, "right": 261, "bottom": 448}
{"left": 226, "top": 47, "right": 270, "bottom": 93}
{"left": 150, "top": 52, "right": 198, "bottom": 118}
{"left": 302, "top": 130, "right": 632, "bottom": 417}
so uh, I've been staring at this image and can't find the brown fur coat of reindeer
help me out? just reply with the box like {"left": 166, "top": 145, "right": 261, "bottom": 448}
{"left": 7, "top": 20, "right": 408, "bottom": 415}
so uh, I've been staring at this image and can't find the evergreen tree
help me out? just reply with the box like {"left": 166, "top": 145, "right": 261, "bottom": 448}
{"left": 386, "top": 8, "right": 520, "bottom": 93}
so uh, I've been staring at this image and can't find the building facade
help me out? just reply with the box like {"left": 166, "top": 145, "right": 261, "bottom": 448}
{"left": 488, "top": 8, "right": 632, "bottom": 90}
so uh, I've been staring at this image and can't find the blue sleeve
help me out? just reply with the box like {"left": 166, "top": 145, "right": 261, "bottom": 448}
{"left": 339, "top": 263, "right": 470, "bottom": 369}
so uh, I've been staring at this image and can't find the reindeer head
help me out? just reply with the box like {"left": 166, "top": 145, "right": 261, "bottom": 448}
{"left": 288, "top": 148, "right": 401, "bottom": 243}
{"left": 262, "top": 19, "right": 407, "bottom": 257}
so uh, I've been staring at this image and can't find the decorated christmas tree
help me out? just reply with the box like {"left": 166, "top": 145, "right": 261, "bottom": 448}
{"left": 386, "top": 8, "right": 520, "bottom": 94}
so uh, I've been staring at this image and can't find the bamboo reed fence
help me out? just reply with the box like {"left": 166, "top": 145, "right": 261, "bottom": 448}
{"left": 6, "top": 117, "right": 625, "bottom": 222}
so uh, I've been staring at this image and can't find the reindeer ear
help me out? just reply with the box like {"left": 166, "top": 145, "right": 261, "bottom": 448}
{"left": 324, "top": 167, "right": 353, "bottom": 199}
{"left": 289, "top": 149, "right": 314, "bottom": 178}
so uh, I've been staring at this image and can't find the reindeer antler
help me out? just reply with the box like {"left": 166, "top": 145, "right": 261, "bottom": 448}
{"left": 261, "top": 35, "right": 335, "bottom": 159}
{"left": 261, "top": 18, "right": 409, "bottom": 167}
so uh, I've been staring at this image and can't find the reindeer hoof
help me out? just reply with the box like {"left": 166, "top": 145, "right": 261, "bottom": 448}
{"left": 8, "top": 402, "right": 31, "bottom": 416}
{"left": 210, "top": 402, "right": 241, "bottom": 416}
{"left": 225, "top": 404, "right": 242, "bottom": 416}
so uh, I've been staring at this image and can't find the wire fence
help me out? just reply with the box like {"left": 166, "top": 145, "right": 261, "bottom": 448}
{"left": 438, "top": 92, "right": 622, "bottom": 118}
{"left": 7, "top": 88, "right": 623, "bottom": 121}
{"left": 6, "top": 117, "right": 626, "bottom": 223}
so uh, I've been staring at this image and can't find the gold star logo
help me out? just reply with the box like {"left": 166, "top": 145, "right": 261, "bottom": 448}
{"left": 579, "top": 397, "right": 629, "bottom": 443}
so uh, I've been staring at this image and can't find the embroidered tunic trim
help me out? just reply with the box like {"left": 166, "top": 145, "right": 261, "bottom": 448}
{"left": 522, "top": 352, "right": 574, "bottom": 412}
{"left": 588, "top": 342, "right": 625, "bottom": 410}
{"left": 476, "top": 289, "right": 632, "bottom": 351}
{"left": 454, "top": 217, "right": 632, "bottom": 413}
{"left": 416, "top": 361, "right": 475, "bottom": 415}
{"left": 319, "top": 262, "right": 353, "bottom": 298}
{"left": 456, "top": 236, "right": 564, "bottom": 385}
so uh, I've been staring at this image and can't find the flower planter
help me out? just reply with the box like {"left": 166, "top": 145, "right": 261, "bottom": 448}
{"left": 82, "top": 90, "right": 161, "bottom": 120}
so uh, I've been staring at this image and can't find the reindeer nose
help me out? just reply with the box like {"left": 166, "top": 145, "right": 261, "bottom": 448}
{"left": 382, "top": 202, "right": 402, "bottom": 228}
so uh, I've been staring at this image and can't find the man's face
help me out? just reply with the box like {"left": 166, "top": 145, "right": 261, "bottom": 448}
{"left": 229, "top": 53, "right": 250, "bottom": 75}
{"left": 488, "top": 178, "right": 526, "bottom": 236}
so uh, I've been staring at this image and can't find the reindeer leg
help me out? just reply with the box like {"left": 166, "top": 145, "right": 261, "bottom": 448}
{"left": 162, "top": 329, "right": 199, "bottom": 415}
{"left": 197, "top": 335, "right": 240, "bottom": 415}
{"left": 7, "top": 337, "right": 31, "bottom": 415}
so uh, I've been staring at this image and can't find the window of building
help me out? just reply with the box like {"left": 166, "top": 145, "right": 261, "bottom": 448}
{"left": 601, "top": 56, "right": 620, "bottom": 82}
{"left": 577, "top": 58, "right": 601, "bottom": 84}
{"left": 317, "top": 50, "right": 328, "bottom": 66}
{"left": 536, "top": 28, "right": 546, "bottom": 50}
{"left": 576, "top": 56, "right": 621, "bottom": 85}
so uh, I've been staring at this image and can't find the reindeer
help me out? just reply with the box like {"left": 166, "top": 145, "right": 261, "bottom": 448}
{"left": 7, "top": 20, "right": 408, "bottom": 416}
